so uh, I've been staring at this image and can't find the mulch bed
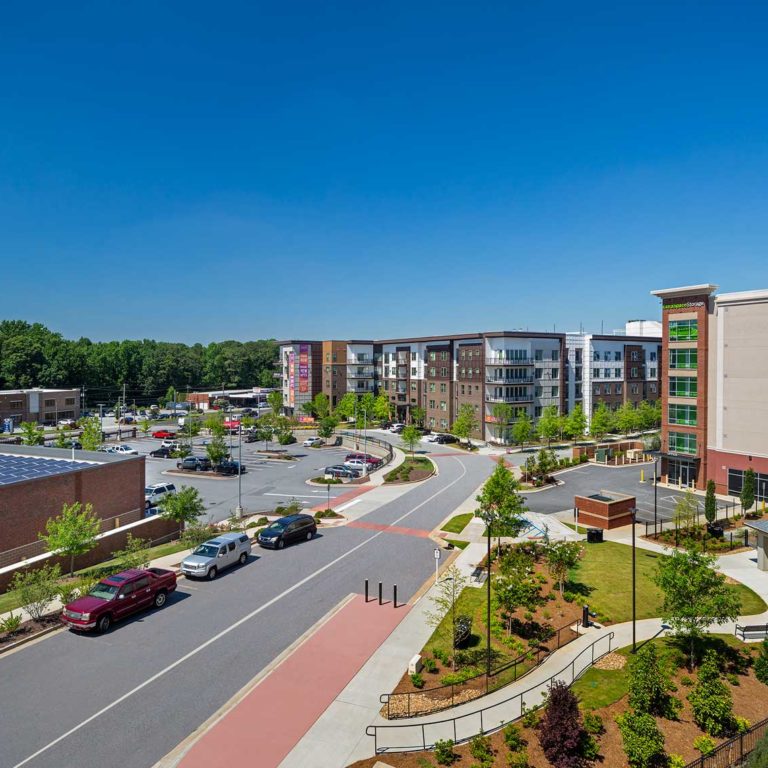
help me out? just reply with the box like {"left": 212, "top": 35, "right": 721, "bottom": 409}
{"left": 0, "top": 615, "right": 61, "bottom": 651}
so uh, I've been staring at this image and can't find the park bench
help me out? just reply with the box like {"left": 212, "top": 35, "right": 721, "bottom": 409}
{"left": 470, "top": 566, "right": 488, "bottom": 584}
{"left": 735, "top": 623, "right": 768, "bottom": 640}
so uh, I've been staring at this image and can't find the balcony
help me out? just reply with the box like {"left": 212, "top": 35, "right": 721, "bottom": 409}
{"left": 486, "top": 358, "right": 533, "bottom": 366}
{"left": 485, "top": 394, "right": 533, "bottom": 404}
{"left": 485, "top": 375, "right": 535, "bottom": 385}
{"left": 347, "top": 367, "right": 374, "bottom": 378}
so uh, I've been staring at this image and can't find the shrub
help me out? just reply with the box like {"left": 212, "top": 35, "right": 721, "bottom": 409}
{"left": 616, "top": 711, "right": 666, "bottom": 768}
{"left": 0, "top": 613, "right": 22, "bottom": 634}
{"left": 562, "top": 591, "right": 578, "bottom": 603}
{"left": 112, "top": 534, "right": 151, "bottom": 571}
{"left": 680, "top": 675, "right": 693, "bottom": 687}
{"left": 627, "top": 643, "right": 681, "bottom": 719}
{"left": 432, "top": 647, "right": 450, "bottom": 665}
{"left": 537, "top": 681, "right": 587, "bottom": 768}
{"left": 522, "top": 705, "right": 540, "bottom": 729}
{"left": 582, "top": 711, "right": 604, "bottom": 735}
{"left": 694, "top": 735, "right": 716, "bottom": 755}
{"left": 181, "top": 523, "right": 218, "bottom": 548}
{"left": 746, "top": 731, "right": 768, "bottom": 767}
{"left": 668, "top": 755, "right": 686, "bottom": 768}
{"left": 503, "top": 723, "right": 527, "bottom": 752}
{"left": 440, "top": 668, "right": 480, "bottom": 686}
{"left": 423, "top": 658, "right": 438, "bottom": 673}
{"left": 10, "top": 564, "right": 62, "bottom": 620}
{"left": 507, "top": 749, "right": 530, "bottom": 768}
{"left": 410, "top": 672, "right": 424, "bottom": 689}
{"left": 755, "top": 640, "right": 768, "bottom": 685}
{"left": 688, "top": 650, "right": 735, "bottom": 736}
{"left": 453, "top": 614, "right": 473, "bottom": 648}
{"left": 736, "top": 716, "right": 751, "bottom": 734}
{"left": 434, "top": 739, "right": 457, "bottom": 765}
{"left": 469, "top": 733, "right": 494, "bottom": 766}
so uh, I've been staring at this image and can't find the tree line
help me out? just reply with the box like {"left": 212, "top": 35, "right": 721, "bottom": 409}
{"left": 0, "top": 320, "right": 278, "bottom": 404}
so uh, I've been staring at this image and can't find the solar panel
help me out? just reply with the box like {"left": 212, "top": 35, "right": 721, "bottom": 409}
{"left": 0, "top": 454, "right": 95, "bottom": 486}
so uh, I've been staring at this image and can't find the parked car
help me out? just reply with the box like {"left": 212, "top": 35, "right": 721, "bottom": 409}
{"left": 390, "top": 423, "right": 406, "bottom": 434}
{"left": 180, "top": 532, "right": 251, "bottom": 580}
{"left": 58, "top": 418, "right": 76, "bottom": 428}
{"left": 149, "top": 446, "right": 174, "bottom": 458}
{"left": 65, "top": 440, "right": 82, "bottom": 450}
{"left": 61, "top": 567, "right": 177, "bottom": 633}
{"left": 303, "top": 436, "right": 324, "bottom": 448}
{"left": 214, "top": 459, "right": 244, "bottom": 475}
{"left": 424, "top": 433, "right": 439, "bottom": 442}
{"left": 110, "top": 444, "right": 138, "bottom": 456}
{"left": 344, "top": 458, "right": 376, "bottom": 474}
{"left": 160, "top": 439, "right": 180, "bottom": 450}
{"left": 345, "top": 452, "right": 383, "bottom": 467}
{"left": 324, "top": 465, "right": 357, "bottom": 479}
{"left": 152, "top": 429, "right": 176, "bottom": 439}
{"left": 257, "top": 514, "right": 317, "bottom": 549}
{"left": 144, "top": 482, "right": 177, "bottom": 509}
{"left": 176, "top": 456, "right": 212, "bottom": 472}
{"left": 379, "top": 421, "right": 393, "bottom": 430}
{"left": 433, "top": 433, "right": 458, "bottom": 444}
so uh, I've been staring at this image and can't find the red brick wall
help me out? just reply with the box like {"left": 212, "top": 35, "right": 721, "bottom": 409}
{"left": 707, "top": 449, "right": 768, "bottom": 497}
{"left": 575, "top": 493, "right": 635, "bottom": 529}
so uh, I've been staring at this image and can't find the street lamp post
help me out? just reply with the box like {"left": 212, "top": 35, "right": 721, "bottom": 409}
{"left": 235, "top": 422, "right": 243, "bottom": 519}
{"left": 486, "top": 516, "right": 492, "bottom": 679}
{"left": 654, "top": 457, "right": 659, "bottom": 537}
{"left": 631, "top": 507, "right": 637, "bottom": 652}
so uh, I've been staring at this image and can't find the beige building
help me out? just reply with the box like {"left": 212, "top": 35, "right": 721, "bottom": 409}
{"left": 0, "top": 388, "right": 80, "bottom": 428}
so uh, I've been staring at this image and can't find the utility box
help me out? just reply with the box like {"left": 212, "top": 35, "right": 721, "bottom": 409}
{"left": 408, "top": 654, "right": 423, "bottom": 675}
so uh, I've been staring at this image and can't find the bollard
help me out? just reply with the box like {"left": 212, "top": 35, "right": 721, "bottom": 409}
{"left": 582, "top": 604, "right": 590, "bottom": 629}
{"left": 378, "top": 581, "right": 383, "bottom": 605}
{"left": 365, "top": 579, "right": 369, "bottom": 603}
{"left": 393, "top": 584, "right": 398, "bottom": 608}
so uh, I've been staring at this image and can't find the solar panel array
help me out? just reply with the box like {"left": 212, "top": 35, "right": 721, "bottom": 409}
{"left": 0, "top": 454, "right": 94, "bottom": 486}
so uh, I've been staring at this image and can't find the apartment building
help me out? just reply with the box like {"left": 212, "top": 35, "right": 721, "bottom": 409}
{"left": 0, "top": 388, "right": 81, "bottom": 428}
{"left": 651, "top": 284, "right": 768, "bottom": 498}
{"left": 278, "top": 341, "right": 322, "bottom": 416}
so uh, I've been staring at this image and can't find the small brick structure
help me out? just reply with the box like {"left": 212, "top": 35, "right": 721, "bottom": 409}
{"left": 575, "top": 490, "right": 635, "bottom": 529}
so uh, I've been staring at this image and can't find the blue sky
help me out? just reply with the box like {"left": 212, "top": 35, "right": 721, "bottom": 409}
{"left": 2, "top": 1, "right": 767, "bottom": 343}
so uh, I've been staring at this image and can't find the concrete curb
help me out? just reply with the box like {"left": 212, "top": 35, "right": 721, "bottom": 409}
{"left": 0, "top": 622, "right": 65, "bottom": 657}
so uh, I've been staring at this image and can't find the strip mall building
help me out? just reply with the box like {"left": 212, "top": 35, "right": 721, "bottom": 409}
{"left": 651, "top": 284, "right": 768, "bottom": 500}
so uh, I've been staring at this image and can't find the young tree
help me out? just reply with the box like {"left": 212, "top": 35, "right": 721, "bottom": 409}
{"left": 615, "top": 711, "right": 666, "bottom": 768}
{"left": 54, "top": 428, "right": 69, "bottom": 448}
{"left": 267, "top": 390, "right": 283, "bottom": 417}
{"left": 567, "top": 404, "right": 587, "bottom": 442}
{"left": 546, "top": 540, "right": 583, "bottom": 595}
{"left": 537, "top": 405, "right": 560, "bottom": 446}
{"left": 205, "top": 435, "right": 229, "bottom": 466}
{"left": 688, "top": 650, "right": 735, "bottom": 736}
{"left": 704, "top": 479, "right": 717, "bottom": 526}
{"left": 159, "top": 485, "right": 206, "bottom": 535}
{"left": 111, "top": 534, "right": 151, "bottom": 572}
{"left": 410, "top": 406, "right": 426, "bottom": 428}
{"left": 741, "top": 468, "right": 756, "bottom": 514}
{"left": 79, "top": 416, "right": 103, "bottom": 451}
{"left": 451, "top": 403, "right": 479, "bottom": 445}
{"left": 424, "top": 565, "right": 468, "bottom": 670}
{"left": 39, "top": 502, "right": 100, "bottom": 575}
{"left": 311, "top": 392, "right": 330, "bottom": 420}
{"left": 673, "top": 489, "right": 698, "bottom": 531}
{"left": 204, "top": 411, "right": 225, "bottom": 437}
{"left": 627, "top": 643, "right": 680, "bottom": 718}
{"left": 317, "top": 415, "right": 338, "bottom": 439}
{"left": 255, "top": 423, "right": 273, "bottom": 450}
{"left": 557, "top": 414, "right": 572, "bottom": 441}
{"left": 139, "top": 418, "right": 151, "bottom": 436}
{"left": 475, "top": 459, "right": 527, "bottom": 555}
{"left": 19, "top": 421, "right": 44, "bottom": 446}
{"left": 400, "top": 424, "right": 421, "bottom": 459}
{"left": 615, "top": 402, "right": 640, "bottom": 436}
{"left": 537, "top": 680, "right": 588, "bottom": 768}
{"left": 636, "top": 401, "right": 658, "bottom": 431}
{"left": 533, "top": 448, "right": 558, "bottom": 484}
{"left": 10, "top": 564, "right": 62, "bottom": 620}
{"left": 334, "top": 392, "right": 357, "bottom": 420}
{"left": 373, "top": 393, "right": 391, "bottom": 422}
{"left": 491, "top": 403, "right": 515, "bottom": 443}
{"left": 654, "top": 549, "right": 742, "bottom": 669}
{"left": 512, "top": 411, "right": 534, "bottom": 448}
{"left": 589, "top": 402, "right": 612, "bottom": 440}
{"left": 494, "top": 574, "right": 541, "bottom": 634}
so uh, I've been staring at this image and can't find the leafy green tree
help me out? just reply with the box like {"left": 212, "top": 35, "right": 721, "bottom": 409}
{"left": 566, "top": 404, "right": 587, "bottom": 441}
{"left": 54, "top": 428, "right": 69, "bottom": 448}
{"left": 400, "top": 424, "right": 421, "bottom": 459}
{"left": 112, "top": 534, "right": 151, "bottom": 572}
{"left": 204, "top": 412, "right": 225, "bottom": 437}
{"left": 79, "top": 416, "right": 103, "bottom": 451}
{"left": 491, "top": 403, "right": 515, "bottom": 443}
{"left": 532, "top": 448, "right": 558, "bottom": 484}
{"left": 19, "top": 421, "right": 44, "bottom": 446}
{"left": 704, "top": 480, "right": 717, "bottom": 525}
{"left": 317, "top": 415, "right": 338, "bottom": 439}
{"left": 673, "top": 489, "right": 698, "bottom": 531}
{"left": 475, "top": 459, "right": 527, "bottom": 555}
{"left": 39, "top": 501, "right": 100, "bottom": 575}
{"left": 741, "top": 468, "right": 756, "bottom": 514}
{"left": 373, "top": 393, "right": 391, "bottom": 421}
{"left": 688, "top": 650, "right": 735, "bottom": 736}
{"left": 10, "top": 564, "right": 62, "bottom": 620}
{"left": 537, "top": 405, "right": 560, "bottom": 445}
{"left": 139, "top": 418, "right": 151, "bottom": 436}
{"left": 205, "top": 435, "right": 229, "bottom": 466}
{"left": 255, "top": 423, "right": 273, "bottom": 450}
{"left": 637, "top": 401, "right": 659, "bottom": 431}
{"left": 511, "top": 411, "right": 534, "bottom": 448}
{"left": 159, "top": 486, "right": 206, "bottom": 535}
{"left": 616, "top": 711, "right": 666, "bottom": 768}
{"left": 334, "top": 392, "right": 357, "bottom": 420}
{"left": 589, "top": 402, "right": 612, "bottom": 440}
{"left": 424, "top": 565, "right": 468, "bottom": 670}
{"left": 654, "top": 549, "right": 742, "bottom": 669}
{"left": 494, "top": 573, "right": 541, "bottom": 634}
{"left": 556, "top": 414, "right": 571, "bottom": 441}
{"left": 451, "top": 403, "right": 479, "bottom": 444}
{"left": 311, "top": 392, "right": 330, "bottom": 419}
{"left": 410, "top": 406, "right": 426, "bottom": 428}
{"left": 615, "top": 402, "right": 640, "bottom": 436}
{"left": 628, "top": 643, "right": 681, "bottom": 718}
{"left": 546, "top": 540, "right": 583, "bottom": 595}
{"left": 267, "top": 390, "right": 282, "bottom": 417}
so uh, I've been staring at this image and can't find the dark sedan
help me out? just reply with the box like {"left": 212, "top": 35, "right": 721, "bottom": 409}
{"left": 257, "top": 514, "right": 317, "bottom": 549}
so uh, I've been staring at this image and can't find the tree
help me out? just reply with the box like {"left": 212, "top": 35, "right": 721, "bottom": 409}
{"left": 537, "top": 680, "right": 588, "bottom": 768}
{"left": 424, "top": 565, "right": 468, "bottom": 670}
{"left": 267, "top": 390, "right": 282, "bottom": 417}
{"left": 654, "top": 549, "right": 742, "bottom": 669}
{"left": 688, "top": 650, "right": 735, "bottom": 737}
{"left": 491, "top": 403, "right": 515, "bottom": 443}
{"left": 627, "top": 643, "right": 680, "bottom": 718}
{"left": 112, "top": 534, "right": 151, "bottom": 571}
{"left": 546, "top": 540, "right": 583, "bottom": 595}
{"left": 54, "top": 428, "right": 69, "bottom": 448}
{"left": 615, "top": 402, "right": 640, "bottom": 436}
{"left": 567, "top": 404, "right": 587, "bottom": 442}
{"left": 311, "top": 392, "right": 330, "bottom": 420}
{"left": 204, "top": 412, "right": 225, "bottom": 437}
{"left": 494, "top": 574, "right": 541, "bottom": 635}
{"left": 410, "top": 406, "right": 426, "bottom": 428}
{"left": 451, "top": 403, "right": 479, "bottom": 444}
{"left": 334, "top": 392, "right": 357, "bottom": 420}
{"left": 159, "top": 486, "right": 206, "bottom": 535}
{"left": 9, "top": 564, "right": 62, "bottom": 620}
{"left": 704, "top": 480, "right": 717, "bottom": 525}
{"left": 317, "top": 415, "right": 338, "bottom": 439}
{"left": 139, "top": 418, "right": 151, "bottom": 436}
{"left": 19, "top": 421, "right": 44, "bottom": 446}
{"left": 637, "top": 401, "right": 659, "bottom": 431}
{"left": 512, "top": 411, "right": 534, "bottom": 448}
{"left": 673, "top": 489, "right": 698, "bottom": 531}
{"left": 532, "top": 448, "right": 558, "bottom": 485}
{"left": 475, "top": 459, "right": 527, "bottom": 555}
{"left": 39, "top": 502, "right": 100, "bottom": 576}
{"left": 589, "top": 403, "right": 612, "bottom": 440}
{"left": 79, "top": 416, "right": 102, "bottom": 451}
{"left": 537, "top": 406, "right": 560, "bottom": 446}
{"left": 206, "top": 434, "right": 229, "bottom": 466}
{"left": 400, "top": 424, "right": 421, "bottom": 459}
{"left": 741, "top": 468, "right": 756, "bottom": 514}
{"left": 373, "top": 394, "right": 391, "bottom": 422}
{"left": 615, "top": 711, "right": 666, "bottom": 768}
{"left": 557, "top": 414, "right": 572, "bottom": 441}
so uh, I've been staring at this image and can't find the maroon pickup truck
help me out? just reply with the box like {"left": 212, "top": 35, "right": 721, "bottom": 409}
{"left": 61, "top": 567, "right": 177, "bottom": 633}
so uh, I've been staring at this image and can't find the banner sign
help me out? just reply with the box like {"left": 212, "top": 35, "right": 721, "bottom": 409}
{"left": 299, "top": 344, "right": 309, "bottom": 394}
{"left": 288, "top": 353, "right": 295, "bottom": 407}
{"left": 663, "top": 301, "right": 704, "bottom": 310}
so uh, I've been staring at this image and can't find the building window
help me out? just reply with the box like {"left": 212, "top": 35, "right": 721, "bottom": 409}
{"left": 440, "top": 401, "right": 447, "bottom": 411}
{"left": 411, "top": 367, "right": 417, "bottom": 376}
{"left": 440, "top": 351, "right": 448, "bottom": 361}
{"left": 44, "top": 399, "right": 55, "bottom": 407}
{"left": 440, "top": 419, "right": 448, "bottom": 429}
{"left": 631, "top": 351, "right": 639, "bottom": 361}
{"left": 593, "top": 368, "right": 600, "bottom": 378}
{"left": 604, "top": 384, "right": 611, "bottom": 395}
{"left": 669, "top": 319, "right": 698, "bottom": 341}
{"left": 534, "top": 368, "right": 543, "bottom": 378}
{"left": 551, "top": 350, "right": 559, "bottom": 362}
{"left": 460, "top": 385, "right": 465, "bottom": 394}
{"left": 631, "top": 367, "right": 638, "bottom": 377}
{"left": 616, "top": 383, "right": 622, "bottom": 394}
{"left": 429, "top": 417, "right": 435, "bottom": 427}
{"left": 614, "top": 368, "right": 621, "bottom": 378}
{"left": 593, "top": 385, "right": 600, "bottom": 395}
{"left": 551, "top": 386, "right": 559, "bottom": 398}
{"left": 669, "top": 349, "right": 697, "bottom": 369}
{"left": 440, "top": 367, "right": 448, "bottom": 377}
{"left": 669, "top": 403, "right": 697, "bottom": 426}
{"left": 604, "top": 351, "right": 611, "bottom": 361}
{"left": 534, "top": 350, "right": 543, "bottom": 361}
{"left": 429, "top": 399, "right": 435, "bottom": 409}
{"left": 429, "top": 367, "right": 436, "bottom": 377}
{"left": 411, "top": 383, "right": 416, "bottom": 391}
{"left": 614, "top": 351, "right": 622, "bottom": 361}
{"left": 604, "top": 368, "right": 611, "bottom": 379}
{"left": 670, "top": 377, "right": 697, "bottom": 397}
{"left": 65, "top": 397, "right": 75, "bottom": 405}
{"left": 630, "top": 384, "right": 639, "bottom": 395}
{"left": 534, "top": 406, "right": 542, "bottom": 417}
{"left": 332, "top": 353, "right": 337, "bottom": 362}
{"left": 535, "top": 386, "right": 543, "bottom": 397}
{"left": 650, "top": 351, "right": 657, "bottom": 362}
{"left": 668, "top": 431, "right": 697, "bottom": 455}
{"left": 649, "top": 383, "right": 656, "bottom": 393}
{"left": 649, "top": 367, "right": 657, "bottom": 377}
{"left": 575, "top": 366, "right": 582, "bottom": 380}
{"left": 429, "top": 352, "right": 436, "bottom": 362}
{"left": 575, "top": 350, "right": 582, "bottom": 363}
{"left": 593, "top": 351, "right": 600, "bottom": 361}
{"left": 429, "top": 382, "right": 436, "bottom": 392}
{"left": 440, "top": 383, "right": 447, "bottom": 393}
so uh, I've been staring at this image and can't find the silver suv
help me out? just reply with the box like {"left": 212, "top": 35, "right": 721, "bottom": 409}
{"left": 180, "top": 532, "right": 252, "bottom": 580}
{"left": 144, "top": 482, "right": 177, "bottom": 510}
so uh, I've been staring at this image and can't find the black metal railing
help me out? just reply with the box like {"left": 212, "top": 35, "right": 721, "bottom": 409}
{"left": 682, "top": 715, "right": 768, "bottom": 768}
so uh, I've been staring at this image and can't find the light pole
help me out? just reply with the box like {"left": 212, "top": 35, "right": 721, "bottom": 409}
{"left": 235, "top": 422, "right": 243, "bottom": 519}
{"left": 486, "top": 514, "right": 492, "bottom": 679}
{"left": 653, "top": 456, "right": 659, "bottom": 537}
{"left": 442, "top": 575, "right": 457, "bottom": 666}
{"left": 631, "top": 507, "right": 637, "bottom": 652}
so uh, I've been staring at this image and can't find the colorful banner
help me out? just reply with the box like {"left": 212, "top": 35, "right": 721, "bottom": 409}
{"left": 299, "top": 344, "right": 309, "bottom": 394}
{"left": 288, "top": 353, "right": 295, "bottom": 407}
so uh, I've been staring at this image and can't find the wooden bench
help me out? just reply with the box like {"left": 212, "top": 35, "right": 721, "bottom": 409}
{"left": 735, "top": 623, "right": 768, "bottom": 640}
{"left": 470, "top": 567, "right": 487, "bottom": 584}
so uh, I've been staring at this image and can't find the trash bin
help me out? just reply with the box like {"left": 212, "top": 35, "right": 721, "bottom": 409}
{"left": 587, "top": 528, "right": 604, "bottom": 544}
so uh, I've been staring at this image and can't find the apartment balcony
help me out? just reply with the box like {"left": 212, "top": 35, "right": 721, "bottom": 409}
{"left": 485, "top": 375, "right": 535, "bottom": 385}
{"left": 485, "top": 394, "right": 533, "bottom": 404}
{"left": 346, "top": 367, "right": 374, "bottom": 378}
{"left": 486, "top": 358, "right": 533, "bottom": 366}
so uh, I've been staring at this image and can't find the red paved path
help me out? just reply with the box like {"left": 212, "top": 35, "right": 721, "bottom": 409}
{"left": 346, "top": 520, "right": 431, "bottom": 538}
{"left": 177, "top": 595, "right": 409, "bottom": 768}
{"left": 310, "top": 483, "right": 373, "bottom": 512}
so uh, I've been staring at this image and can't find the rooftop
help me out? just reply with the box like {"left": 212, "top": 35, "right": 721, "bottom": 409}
{"left": 650, "top": 283, "right": 719, "bottom": 299}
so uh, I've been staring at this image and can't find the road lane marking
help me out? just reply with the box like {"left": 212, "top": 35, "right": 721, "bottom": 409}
{"left": 263, "top": 493, "right": 341, "bottom": 499}
{"left": 336, "top": 498, "right": 361, "bottom": 512}
{"left": 11, "top": 456, "right": 469, "bottom": 768}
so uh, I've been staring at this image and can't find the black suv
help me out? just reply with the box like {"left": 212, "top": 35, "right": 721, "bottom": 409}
{"left": 434, "top": 434, "right": 458, "bottom": 444}
{"left": 176, "top": 456, "right": 212, "bottom": 471}
{"left": 257, "top": 514, "right": 317, "bottom": 549}
{"left": 215, "top": 460, "right": 245, "bottom": 475}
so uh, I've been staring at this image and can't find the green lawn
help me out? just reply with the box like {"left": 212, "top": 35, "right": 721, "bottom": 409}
{"left": 446, "top": 539, "right": 470, "bottom": 550}
{"left": 571, "top": 541, "right": 767, "bottom": 624}
{"left": 442, "top": 513, "right": 474, "bottom": 534}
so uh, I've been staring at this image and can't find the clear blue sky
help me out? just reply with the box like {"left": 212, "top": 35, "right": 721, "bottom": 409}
{"left": 2, "top": 2, "right": 767, "bottom": 343}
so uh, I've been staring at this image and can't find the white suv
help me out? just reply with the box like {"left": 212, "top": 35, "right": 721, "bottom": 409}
{"left": 144, "top": 482, "right": 177, "bottom": 510}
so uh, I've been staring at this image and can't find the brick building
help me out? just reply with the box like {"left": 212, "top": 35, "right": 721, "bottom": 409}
{"left": 0, "top": 388, "right": 81, "bottom": 428}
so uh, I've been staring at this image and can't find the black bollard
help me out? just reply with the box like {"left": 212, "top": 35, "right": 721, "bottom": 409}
{"left": 365, "top": 579, "right": 369, "bottom": 603}
{"left": 393, "top": 584, "right": 398, "bottom": 608}
{"left": 378, "top": 581, "right": 382, "bottom": 605}
{"left": 582, "top": 604, "right": 590, "bottom": 629}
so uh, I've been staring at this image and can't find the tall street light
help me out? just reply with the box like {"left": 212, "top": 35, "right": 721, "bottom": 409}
{"left": 486, "top": 515, "right": 492, "bottom": 679}
{"left": 653, "top": 456, "right": 660, "bottom": 537}
{"left": 235, "top": 422, "right": 243, "bottom": 519}
{"left": 631, "top": 507, "right": 637, "bottom": 652}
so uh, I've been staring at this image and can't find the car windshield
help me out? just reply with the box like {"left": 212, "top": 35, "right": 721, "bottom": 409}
{"left": 193, "top": 544, "right": 219, "bottom": 557}
{"left": 144, "top": 487, "right": 155, "bottom": 495}
{"left": 88, "top": 583, "right": 119, "bottom": 600}
{"left": 266, "top": 521, "right": 286, "bottom": 532}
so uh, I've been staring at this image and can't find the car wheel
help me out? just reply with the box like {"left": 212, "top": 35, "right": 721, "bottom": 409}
{"left": 207, "top": 566, "right": 218, "bottom": 580}
{"left": 239, "top": 552, "right": 247, "bottom": 565}
{"left": 277, "top": 538, "right": 285, "bottom": 550}
{"left": 153, "top": 590, "right": 167, "bottom": 608}
{"left": 306, "top": 530, "right": 313, "bottom": 541}
{"left": 97, "top": 614, "right": 111, "bottom": 633}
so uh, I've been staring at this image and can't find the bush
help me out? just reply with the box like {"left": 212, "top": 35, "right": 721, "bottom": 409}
{"left": 627, "top": 643, "right": 681, "bottom": 719}
{"left": 432, "top": 647, "right": 450, "bottom": 665}
{"left": 434, "top": 739, "right": 457, "bottom": 765}
{"left": 453, "top": 614, "right": 472, "bottom": 648}
{"left": 668, "top": 755, "right": 686, "bottom": 768}
{"left": 181, "top": 523, "right": 218, "bottom": 548}
{"left": 680, "top": 675, "right": 693, "bottom": 687}
{"left": 755, "top": 640, "right": 768, "bottom": 685}
{"left": 10, "top": 564, "right": 62, "bottom": 620}
{"left": 688, "top": 650, "right": 735, "bottom": 736}
{"left": 503, "top": 723, "right": 527, "bottom": 752}
{"left": 562, "top": 591, "right": 578, "bottom": 603}
{"left": 582, "top": 711, "right": 604, "bottom": 735}
{"left": 311, "top": 476, "right": 341, "bottom": 484}
{"left": 522, "top": 705, "right": 540, "bottom": 729}
{"left": 616, "top": 711, "right": 666, "bottom": 768}
{"left": 469, "top": 733, "right": 494, "bottom": 766}
{"left": 537, "top": 681, "right": 587, "bottom": 768}
{"left": 736, "top": 716, "right": 751, "bottom": 734}
{"left": 0, "top": 613, "right": 22, "bottom": 634}
{"left": 410, "top": 672, "right": 424, "bottom": 689}
{"left": 507, "top": 749, "right": 530, "bottom": 768}
{"left": 694, "top": 735, "right": 716, "bottom": 755}
{"left": 440, "top": 667, "right": 480, "bottom": 686}
{"left": 423, "top": 657, "right": 438, "bottom": 673}
{"left": 112, "top": 534, "right": 151, "bottom": 572}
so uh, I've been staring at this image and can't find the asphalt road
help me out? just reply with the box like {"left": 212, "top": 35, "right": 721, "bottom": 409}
{"left": 0, "top": 445, "right": 493, "bottom": 768}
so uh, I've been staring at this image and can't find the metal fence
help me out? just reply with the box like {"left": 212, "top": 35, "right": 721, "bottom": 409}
{"left": 366, "top": 631, "right": 614, "bottom": 754}
{"left": 380, "top": 620, "right": 581, "bottom": 719}
{"left": 683, "top": 715, "right": 768, "bottom": 768}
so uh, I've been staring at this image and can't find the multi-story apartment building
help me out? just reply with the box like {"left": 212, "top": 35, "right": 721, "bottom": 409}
{"left": 0, "top": 388, "right": 81, "bottom": 428}
{"left": 278, "top": 341, "right": 322, "bottom": 417}
{"left": 651, "top": 284, "right": 768, "bottom": 499}
{"left": 317, "top": 341, "right": 378, "bottom": 409}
